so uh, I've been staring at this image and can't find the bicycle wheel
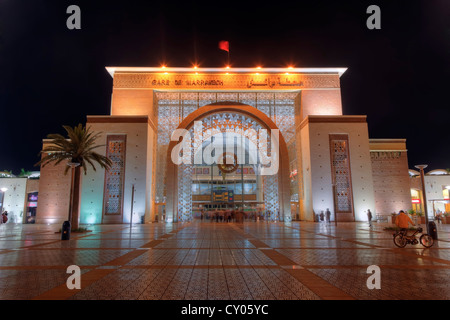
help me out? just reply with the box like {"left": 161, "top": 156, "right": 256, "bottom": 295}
{"left": 393, "top": 234, "right": 407, "bottom": 248}
{"left": 420, "top": 234, "right": 434, "bottom": 248}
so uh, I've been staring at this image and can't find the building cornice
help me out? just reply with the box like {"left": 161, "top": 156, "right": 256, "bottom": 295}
{"left": 298, "top": 115, "right": 367, "bottom": 131}
{"left": 369, "top": 139, "right": 407, "bottom": 143}
{"left": 87, "top": 115, "right": 157, "bottom": 131}
{"left": 87, "top": 115, "right": 149, "bottom": 123}
{"left": 106, "top": 67, "right": 347, "bottom": 78}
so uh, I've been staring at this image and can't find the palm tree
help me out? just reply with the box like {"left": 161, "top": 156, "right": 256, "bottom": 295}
{"left": 36, "top": 124, "right": 112, "bottom": 230}
{"left": 18, "top": 168, "right": 32, "bottom": 177}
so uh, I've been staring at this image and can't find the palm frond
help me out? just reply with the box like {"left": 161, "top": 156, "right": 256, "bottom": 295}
{"left": 35, "top": 124, "right": 112, "bottom": 175}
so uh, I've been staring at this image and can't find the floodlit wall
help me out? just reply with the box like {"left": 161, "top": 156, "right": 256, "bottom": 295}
{"left": 36, "top": 140, "right": 71, "bottom": 225}
{"left": 299, "top": 116, "right": 375, "bottom": 222}
{"left": 0, "top": 178, "right": 27, "bottom": 223}
{"left": 80, "top": 116, "right": 156, "bottom": 224}
{"left": 300, "top": 88, "right": 343, "bottom": 119}
{"left": 370, "top": 139, "right": 411, "bottom": 214}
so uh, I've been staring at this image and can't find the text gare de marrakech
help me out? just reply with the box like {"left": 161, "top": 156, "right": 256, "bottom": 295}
{"left": 148, "top": 77, "right": 304, "bottom": 87}
{"left": 151, "top": 79, "right": 224, "bottom": 86}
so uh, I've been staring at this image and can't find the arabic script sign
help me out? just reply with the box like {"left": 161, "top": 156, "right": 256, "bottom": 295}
{"left": 114, "top": 73, "right": 340, "bottom": 89}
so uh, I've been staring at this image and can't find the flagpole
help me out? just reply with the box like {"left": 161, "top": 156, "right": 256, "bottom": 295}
{"left": 219, "top": 41, "right": 230, "bottom": 66}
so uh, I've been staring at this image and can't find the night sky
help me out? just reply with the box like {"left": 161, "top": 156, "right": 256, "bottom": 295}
{"left": 0, "top": 0, "right": 449, "bottom": 174}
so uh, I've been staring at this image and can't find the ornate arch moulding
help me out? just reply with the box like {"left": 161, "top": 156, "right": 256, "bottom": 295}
{"left": 165, "top": 104, "right": 292, "bottom": 223}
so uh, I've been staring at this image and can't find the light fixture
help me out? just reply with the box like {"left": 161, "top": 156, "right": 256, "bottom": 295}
{"left": 415, "top": 164, "right": 428, "bottom": 170}
{"left": 0, "top": 188, "right": 8, "bottom": 192}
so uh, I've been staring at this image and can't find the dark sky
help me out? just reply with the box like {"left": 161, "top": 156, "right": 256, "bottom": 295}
{"left": 0, "top": 0, "right": 449, "bottom": 174}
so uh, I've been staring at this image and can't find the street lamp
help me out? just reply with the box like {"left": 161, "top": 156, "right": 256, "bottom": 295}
{"left": 415, "top": 164, "right": 430, "bottom": 234}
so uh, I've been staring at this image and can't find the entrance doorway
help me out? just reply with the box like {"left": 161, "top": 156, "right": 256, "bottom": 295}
{"left": 191, "top": 132, "right": 265, "bottom": 221}
{"left": 165, "top": 104, "right": 291, "bottom": 223}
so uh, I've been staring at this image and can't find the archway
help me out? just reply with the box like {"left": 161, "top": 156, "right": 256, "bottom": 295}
{"left": 165, "top": 104, "right": 291, "bottom": 222}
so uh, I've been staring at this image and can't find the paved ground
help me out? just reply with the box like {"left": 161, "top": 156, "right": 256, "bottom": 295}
{"left": 0, "top": 221, "right": 449, "bottom": 300}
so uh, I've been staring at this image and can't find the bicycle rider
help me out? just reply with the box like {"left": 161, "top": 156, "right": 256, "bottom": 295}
{"left": 395, "top": 210, "right": 415, "bottom": 235}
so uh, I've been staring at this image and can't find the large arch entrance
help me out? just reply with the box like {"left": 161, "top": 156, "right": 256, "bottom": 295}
{"left": 165, "top": 104, "right": 291, "bottom": 223}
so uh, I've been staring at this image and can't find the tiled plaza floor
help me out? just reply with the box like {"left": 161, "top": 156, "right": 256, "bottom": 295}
{"left": 0, "top": 221, "right": 449, "bottom": 300}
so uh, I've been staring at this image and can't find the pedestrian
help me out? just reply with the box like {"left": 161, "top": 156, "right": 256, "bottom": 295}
{"left": 367, "top": 209, "right": 373, "bottom": 227}
{"left": 436, "top": 212, "right": 443, "bottom": 224}
{"left": 395, "top": 210, "right": 415, "bottom": 236}
{"left": 319, "top": 210, "right": 324, "bottom": 222}
{"left": 1, "top": 211, "right": 8, "bottom": 224}
{"left": 325, "top": 208, "right": 331, "bottom": 223}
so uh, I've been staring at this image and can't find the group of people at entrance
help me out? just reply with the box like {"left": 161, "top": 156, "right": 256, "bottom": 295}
{"left": 200, "top": 209, "right": 279, "bottom": 223}
{"left": 317, "top": 209, "right": 332, "bottom": 223}
{"left": 201, "top": 209, "right": 245, "bottom": 223}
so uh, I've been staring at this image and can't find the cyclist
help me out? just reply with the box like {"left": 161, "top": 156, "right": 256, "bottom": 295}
{"left": 395, "top": 210, "right": 415, "bottom": 235}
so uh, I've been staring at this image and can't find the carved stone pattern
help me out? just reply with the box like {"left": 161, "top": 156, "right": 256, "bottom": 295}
{"left": 370, "top": 151, "right": 402, "bottom": 160}
{"left": 114, "top": 73, "right": 340, "bottom": 89}
{"left": 288, "top": 140, "right": 299, "bottom": 202}
{"left": 177, "top": 163, "right": 193, "bottom": 221}
{"left": 331, "top": 140, "right": 352, "bottom": 212}
{"left": 155, "top": 144, "right": 168, "bottom": 203}
{"left": 104, "top": 137, "right": 126, "bottom": 215}
{"left": 190, "top": 112, "right": 264, "bottom": 160}
{"left": 155, "top": 92, "right": 297, "bottom": 218}
{"left": 263, "top": 174, "right": 280, "bottom": 220}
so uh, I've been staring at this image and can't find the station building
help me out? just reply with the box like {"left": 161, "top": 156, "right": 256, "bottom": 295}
{"left": 32, "top": 66, "right": 424, "bottom": 224}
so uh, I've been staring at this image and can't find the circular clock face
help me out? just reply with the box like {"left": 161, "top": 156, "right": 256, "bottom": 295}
{"left": 217, "top": 153, "right": 239, "bottom": 174}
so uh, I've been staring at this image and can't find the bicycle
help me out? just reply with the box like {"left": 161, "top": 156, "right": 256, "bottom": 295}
{"left": 393, "top": 226, "right": 434, "bottom": 248}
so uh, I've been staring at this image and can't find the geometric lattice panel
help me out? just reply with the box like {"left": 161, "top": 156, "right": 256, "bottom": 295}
{"left": 330, "top": 135, "right": 353, "bottom": 213}
{"left": 263, "top": 173, "right": 280, "bottom": 220}
{"left": 155, "top": 91, "right": 299, "bottom": 218}
{"left": 103, "top": 135, "right": 127, "bottom": 215}
{"left": 177, "top": 163, "right": 193, "bottom": 221}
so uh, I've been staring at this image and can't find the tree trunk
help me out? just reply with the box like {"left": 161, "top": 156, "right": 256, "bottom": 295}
{"left": 71, "top": 166, "right": 82, "bottom": 230}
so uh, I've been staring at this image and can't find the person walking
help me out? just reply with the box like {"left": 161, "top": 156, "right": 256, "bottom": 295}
{"left": 325, "top": 208, "right": 331, "bottom": 223}
{"left": 1, "top": 211, "right": 8, "bottom": 224}
{"left": 367, "top": 209, "right": 373, "bottom": 227}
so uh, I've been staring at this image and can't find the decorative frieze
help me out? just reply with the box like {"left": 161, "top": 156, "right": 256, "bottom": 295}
{"left": 114, "top": 73, "right": 340, "bottom": 89}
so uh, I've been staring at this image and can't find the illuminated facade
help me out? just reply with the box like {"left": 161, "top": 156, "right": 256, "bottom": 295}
{"left": 36, "top": 66, "right": 415, "bottom": 224}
